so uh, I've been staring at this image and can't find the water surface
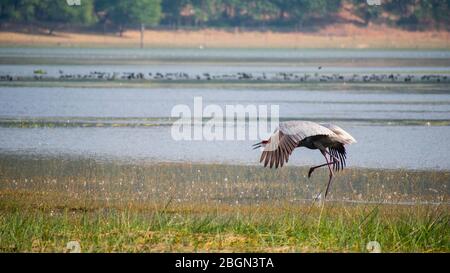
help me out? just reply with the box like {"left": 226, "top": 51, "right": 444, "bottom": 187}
{"left": 0, "top": 86, "right": 449, "bottom": 170}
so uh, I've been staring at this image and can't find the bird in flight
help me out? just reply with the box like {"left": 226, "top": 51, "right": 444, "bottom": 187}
{"left": 253, "top": 121, "right": 356, "bottom": 199}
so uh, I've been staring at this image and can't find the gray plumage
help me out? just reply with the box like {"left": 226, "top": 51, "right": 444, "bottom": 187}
{"left": 252, "top": 120, "right": 357, "bottom": 198}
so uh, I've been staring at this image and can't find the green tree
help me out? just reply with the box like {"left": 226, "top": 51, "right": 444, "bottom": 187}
{"left": 2, "top": 0, "right": 449, "bottom": 32}
{"left": 34, "top": 0, "right": 96, "bottom": 34}
{"left": 97, "top": 0, "right": 161, "bottom": 35}
{"left": 0, "top": 0, "right": 96, "bottom": 34}
{"left": 189, "top": 0, "right": 217, "bottom": 26}
{"left": 0, "top": 0, "right": 39, "bottom": 23}
{"left": 383, "top": 0, "right": 449, "bottom": 30}
{"left": 239, "top": 0, "right": 279, "bottom": 27}
{"left": 161, "top": 0, "right": 191, "bottom": 26}
{"left": 348, "top": 0, "right": 381, "bottom": 26}
{"left": 270, "top": 0, "right": 341, "bottom": 27}
{"left": 414, "top": 0, "right": 449, "bottom": 30}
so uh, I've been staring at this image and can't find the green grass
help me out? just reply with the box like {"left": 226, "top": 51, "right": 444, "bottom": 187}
{"left": 0, "top": 155, "right": 448, "bottom": 252}
{"left": 1, "top": 196, "right": 448, "bottom": 252}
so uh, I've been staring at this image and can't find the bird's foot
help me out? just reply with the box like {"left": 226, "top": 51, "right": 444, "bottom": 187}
{"left": 308, "top": 168, "right": 314, "bottom": 178}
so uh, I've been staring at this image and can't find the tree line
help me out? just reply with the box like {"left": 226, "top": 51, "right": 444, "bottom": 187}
{"left": 0, "top": 0, "right": 448, "bottom": 34}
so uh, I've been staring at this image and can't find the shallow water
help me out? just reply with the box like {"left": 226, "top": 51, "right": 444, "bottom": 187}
{"left": 0, "top": 86, "right": 449, "bottom": 170}
{"left": 2, "top": 47, "right": 450, "bottom": 60}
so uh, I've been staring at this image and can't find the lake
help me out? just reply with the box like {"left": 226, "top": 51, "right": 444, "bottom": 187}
{"left": 0, "top": 47, "right": 449, "bottom": 170}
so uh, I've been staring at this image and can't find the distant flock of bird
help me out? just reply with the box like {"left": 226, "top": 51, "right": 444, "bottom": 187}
{"left": 0, "top": 71, "right": 448, "bottom": 83}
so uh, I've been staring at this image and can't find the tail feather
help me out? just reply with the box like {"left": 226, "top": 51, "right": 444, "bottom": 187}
{"left": 329, "top": 145, "right": 347, "bottom": 172}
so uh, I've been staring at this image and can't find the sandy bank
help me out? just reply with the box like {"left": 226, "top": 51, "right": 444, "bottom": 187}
{"left": 0, "top": 24, "right": 449, "bottom": 49}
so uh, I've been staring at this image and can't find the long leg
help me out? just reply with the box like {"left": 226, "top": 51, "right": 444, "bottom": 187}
{"left": 312, "top": 141, "right": 340, "bottom": 163}
{"left": 323, "top": 150, "right": 334, "bottom": 198}
{"left": 324, "top": 149, "right": 340, "bottom": 163}
{"left": 308, "top": 161, "right": 335, "bottom": 178}
{"left": 308, "top": 149, "right": 339, "bottom": 178}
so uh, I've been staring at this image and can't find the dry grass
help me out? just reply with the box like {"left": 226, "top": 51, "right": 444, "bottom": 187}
{"left": 0, "top": 24, "right": 449, "bottom": 48}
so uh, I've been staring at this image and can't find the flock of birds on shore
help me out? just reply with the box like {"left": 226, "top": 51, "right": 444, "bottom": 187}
{"left": 0, "top": 70, "right": 448, "bottom": 83}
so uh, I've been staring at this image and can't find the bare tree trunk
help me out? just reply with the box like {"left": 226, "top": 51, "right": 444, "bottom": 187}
{"left": 119, "top": 24, "right": 123, "bottom": 36}
{"left": 140, "top": 23, "right": 145, "bottom": 49}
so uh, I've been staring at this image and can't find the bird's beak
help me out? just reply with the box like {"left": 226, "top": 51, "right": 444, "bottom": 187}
{"left": 252, "top": 142, "right": 260, "bottom": 148}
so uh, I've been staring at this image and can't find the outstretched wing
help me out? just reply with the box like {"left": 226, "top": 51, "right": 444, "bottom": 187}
{"left": 259, "top": 121, "right": 335, "bottom": 168}
{"left": 320, "top": 123, "right": 357, "bottom": 144}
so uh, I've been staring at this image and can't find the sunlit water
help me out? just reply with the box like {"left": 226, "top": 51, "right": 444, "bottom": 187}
{"left": 0, "top": 86, "right": 449, "bottom": 170}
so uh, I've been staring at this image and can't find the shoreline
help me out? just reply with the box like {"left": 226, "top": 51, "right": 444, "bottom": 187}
{"left": 1, "top": 24, "right": 449, "bottom": 49}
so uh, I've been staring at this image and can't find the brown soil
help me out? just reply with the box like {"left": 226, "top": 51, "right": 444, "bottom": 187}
{"left": 0, "top": 24, "right": 449, "bottom": 49}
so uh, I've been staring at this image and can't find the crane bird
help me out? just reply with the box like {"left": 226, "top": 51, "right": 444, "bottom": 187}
{"left": 253, "top": 121, "right": 356, "bottom": 198}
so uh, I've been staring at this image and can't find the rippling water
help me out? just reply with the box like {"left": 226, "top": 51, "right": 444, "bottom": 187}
{"left": 0, "top": 85, "right": 449, "bottom": 170}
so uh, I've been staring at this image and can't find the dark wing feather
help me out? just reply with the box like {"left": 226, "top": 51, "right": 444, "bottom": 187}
{"left": 329, "top": 144, "right": 347, "bottom": 172}
{"left": 260, "top": 130, "right": 297, "bottom": 168}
